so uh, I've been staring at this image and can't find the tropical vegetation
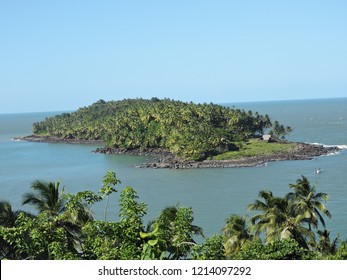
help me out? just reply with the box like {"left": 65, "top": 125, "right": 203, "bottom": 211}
{"left": 1, "top": 171, "right": 346, "bottom": 260}
{"left": 31, "top": 98, "right": 292, "bottom": 160}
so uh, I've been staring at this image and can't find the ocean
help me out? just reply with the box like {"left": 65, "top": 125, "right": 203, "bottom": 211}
{"left": 0, "top": 98, "right": 346, "bottom": 240}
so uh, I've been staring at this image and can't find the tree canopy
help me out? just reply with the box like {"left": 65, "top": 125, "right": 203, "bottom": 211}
{"left": 1, "top": 172, "right": 346, "bottom": 260}
{"left": 32, "top": 98, "right": 287, "bottom": 160}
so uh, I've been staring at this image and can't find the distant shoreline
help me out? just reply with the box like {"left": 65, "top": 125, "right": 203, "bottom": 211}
{"left": 15, "top": 135, "right": 104, "bottom": 145}
{"left": 17, "top": 135, "right": 341, "bottom": 169}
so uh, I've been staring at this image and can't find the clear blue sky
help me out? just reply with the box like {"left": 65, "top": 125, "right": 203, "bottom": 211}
{"left": 1, "top": 0, "right": 346, "bottom": 113}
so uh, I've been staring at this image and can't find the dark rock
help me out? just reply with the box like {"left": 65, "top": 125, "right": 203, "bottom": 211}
{"left": 17, "top": 135, "right": 341, "bottom": 169}
{"left": 131, "top": 142, "right": 340, "bottom": 169}
{"left": 17, "top": 135, "right": 103, "bottom": 145}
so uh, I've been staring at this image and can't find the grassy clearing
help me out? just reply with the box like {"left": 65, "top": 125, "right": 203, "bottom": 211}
{"left": 213, "top": 139, "right": 296, "bottom": 160}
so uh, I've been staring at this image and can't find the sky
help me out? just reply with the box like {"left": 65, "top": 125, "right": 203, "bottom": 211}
{"left": 1, "top": 0, "right": 346, "bottom": 113}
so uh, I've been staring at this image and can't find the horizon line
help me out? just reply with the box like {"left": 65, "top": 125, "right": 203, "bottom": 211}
{"left": 2, "top": 96, "right": 347, "bottom": 115}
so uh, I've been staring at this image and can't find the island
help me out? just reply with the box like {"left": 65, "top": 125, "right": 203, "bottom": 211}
{"left": 20, "top": 98, "right": 340, "bottom": 168}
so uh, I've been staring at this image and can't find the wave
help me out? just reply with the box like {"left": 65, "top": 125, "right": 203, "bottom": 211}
{"left": 307, "top": 142, "right": 347, "bottom": 150}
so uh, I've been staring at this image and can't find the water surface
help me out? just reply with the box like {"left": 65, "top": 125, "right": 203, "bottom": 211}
{"left": 1, "top": 98, "right": 346, "bottom": 239}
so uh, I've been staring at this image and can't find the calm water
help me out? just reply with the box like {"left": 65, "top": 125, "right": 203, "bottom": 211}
{"left": 1, "top": 98, "right": 347, "bottom": 240}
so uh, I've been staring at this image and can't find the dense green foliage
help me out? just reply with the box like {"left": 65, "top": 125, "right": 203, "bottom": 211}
{"left": 1, "top": 172, "right": 346, "bottom": 260}
{"left": 31, "top": 98, "right": 290, "bottom": 160}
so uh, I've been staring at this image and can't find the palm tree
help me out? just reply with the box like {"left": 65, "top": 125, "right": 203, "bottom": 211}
{"left": 288, "top": 176, "right": 331, "bottom": 230}
{"left": 263, "top": 196, "right": 313, "bottom": 249}
{"left": 0, "top": 200, "right": 35, "bottom": 259}
{"left": 315, "top": 229, "right": 339, "bottom": 256}
{"left": 0, "top": 200, "right": 16, "bottom": 227}
{"left": 1, "top": 200, "right": 35, "bottom": 227}
{"left": 22, "top": 181, "right": 98, "bottom": 256}
{"left": 248, "top": 190, "right": 314, "bottom": 249}
{"left": 222, "top": 214, "right": 253, "bottom": 256}
{"left": 22, "top": 180, "right": 66, "bottom": 216}
{"left": 248, "top": 190, "right": 278, "bottom": 236}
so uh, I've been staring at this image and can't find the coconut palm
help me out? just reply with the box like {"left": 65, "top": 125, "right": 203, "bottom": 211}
{"left": 222, "top": 214, "right": 253, "bottom": 256}
{"left": 0, "top": 200, "right": 17, "bottom": 227}
{"left": 0, "top": 200, "right": 35, "bottom": 259}
{"left": 22, "top": 180, "right": 66, "bottom": 216}
{"left": 0, "top": 201, "right": 18, "bottom": 259}
{"left": 248, "top": 190, "right": 279, "bottom": 236}
{"left": 288, "top": 176, "right": 331, "bottom": 230}
{"left": 315, "top": 229, "right": 339, "bottom": 256}
{"left": 1, "top": 200, "right": 35, "bottom": 227}
{"left": 248, "top": 189, "right": 313, "bottom": 249}
{"left": 22, "top": 180, "right": 100, "bottom": 255}
{"left": 263, "top": 196, "right": 313, "bottom": 249}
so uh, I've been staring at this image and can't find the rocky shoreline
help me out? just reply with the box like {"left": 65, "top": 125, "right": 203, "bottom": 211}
{"left": 93, "top": 142, "right": 340, "bottom": 169}
{"left": 15, "top": 135, "right": 104, "bottom": 145}
{"left": 17, "top": 135, "right": 341, "bottom": 169}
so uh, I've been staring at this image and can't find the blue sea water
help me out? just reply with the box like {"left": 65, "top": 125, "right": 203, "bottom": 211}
{"left": 0, "top": 98, "right": 346, "bottom": 240}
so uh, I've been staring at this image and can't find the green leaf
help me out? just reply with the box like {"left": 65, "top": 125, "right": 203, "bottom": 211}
{"left": 148, "top": 239, "right": 158, "bottom": 246}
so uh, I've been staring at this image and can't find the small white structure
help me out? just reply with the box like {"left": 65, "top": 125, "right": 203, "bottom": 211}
{"left": 262, "top": 134, "right": 272, "bottom": 142}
